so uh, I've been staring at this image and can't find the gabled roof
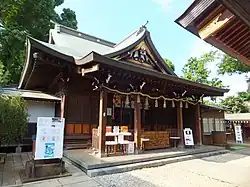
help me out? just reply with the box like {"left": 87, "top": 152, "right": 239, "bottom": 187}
{"left": 0, "top": 87, "right": 61, "bottom": 101}
{"left": 104, "top": 26, "right": 176, "bottom": 75}
{"left": 175, "top": 0, "right": 250, "bottom": 66}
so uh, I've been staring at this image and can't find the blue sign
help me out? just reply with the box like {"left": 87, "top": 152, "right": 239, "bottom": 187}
{"left": 44, "top": 143, "right": 55, "bottom": 158}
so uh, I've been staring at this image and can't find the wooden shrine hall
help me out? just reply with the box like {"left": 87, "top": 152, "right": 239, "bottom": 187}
{"left": 175, "top": 0, "right": 250, "bottom": 65}
{"left": 18, "top": 23, "right": 229, "bottom": 157}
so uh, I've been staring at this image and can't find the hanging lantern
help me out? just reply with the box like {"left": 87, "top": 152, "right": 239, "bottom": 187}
{"left": 125, "top": 95, "right": 130, "bottom": 108}
{"left": 185, "top": 102, "right": 188, "bottom": 109}
{"left": 172, "top": 100, "right": 175, "bottom": 108}
{"left": 137, "top": 94, "right": 140, "bottom": 103}
{"left": 163, "top": 100, "right": 166, "bottom": 108}
{"left": 144, "top": 97, "right": 149, "bottom": 110}
{"left": 180, "top": 101, "right": 183, "bottom": 108}
{"left": 155, "top": 99, "right": 158, "bottom": 108}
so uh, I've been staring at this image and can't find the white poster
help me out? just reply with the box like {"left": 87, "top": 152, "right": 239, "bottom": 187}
{"left": 183, "top": 128, "right": 194, "bottom": 146}
{"left": 107, "top": 108, "right": 112, "bottom": 116}
{"left": 127, "top": 142, "right": 134, "bottom": 154}
{"left": 234, "top": 124, "right": 243, "bottom": 144}
{"left": 35, "top": 117, "right": 65, "bottom": 160}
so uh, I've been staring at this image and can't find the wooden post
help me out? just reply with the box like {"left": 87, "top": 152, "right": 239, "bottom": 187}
{"left": 134, "top": 97, "right": 141, "bottom": 152}
{"left": 60, "top": 94, "right": 66, "bottom": 119}
{"left": 177, "top": 101, "right": 184, "bottom": 146}
{"left": 98, "top": 89, "right": 107, "bottom": 157}
{"left": 195, "top": 103, "right": 202, "bottom": 145}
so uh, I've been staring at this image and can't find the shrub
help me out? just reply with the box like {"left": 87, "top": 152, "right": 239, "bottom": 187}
{"left": 0, "top": 95, "right": 28, "bottom": 145}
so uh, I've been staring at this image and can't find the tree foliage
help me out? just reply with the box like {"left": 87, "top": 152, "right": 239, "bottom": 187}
{"left": 0, "top": 0, "right": 78, "bottom": 85}
{"left": 0, "top": 95, "right": 28, "bottom": 144}
{"left": 164, "top": 58, "right": 175, "bottom": 72}
{"left": 220, "top": 92, "right": 250, "bottom": 113}
{"left": 217, "top": 54, "right": 250, "bottom": 75}
{"left": 182, "top": 51, "right": 225, "bottom": 88}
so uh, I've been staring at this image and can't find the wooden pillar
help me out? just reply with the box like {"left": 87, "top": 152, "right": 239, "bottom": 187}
{"left": 195, "top": 103, "right": 202, "bottom": 145}
{"left": 98, "top": 89, "right": 107, "bottom": 157}
{"left": 60, "top": 94, "right": 66, "bottom": 119}
{"left": 177, "top": 102, "right": 184, "bottom": 146}
{"left": 134, "top": 97, "right": 141, "bottom": 152}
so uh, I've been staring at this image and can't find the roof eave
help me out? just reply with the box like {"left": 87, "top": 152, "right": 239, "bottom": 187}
{"left": 80, "top": 52, "right": 229, "bottom": 96}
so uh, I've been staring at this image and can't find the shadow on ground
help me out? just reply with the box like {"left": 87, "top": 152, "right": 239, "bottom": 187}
{"left": 201, "top": 149, "right": 250, "bottom": 163}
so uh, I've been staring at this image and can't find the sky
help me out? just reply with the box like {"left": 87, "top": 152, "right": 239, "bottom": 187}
{"left": 56, "top": 0, "right": 249, "bottom": 97}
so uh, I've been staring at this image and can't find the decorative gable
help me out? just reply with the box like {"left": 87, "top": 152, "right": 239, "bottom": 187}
{"left": 106, "top": 26, "right": 176, "bottom": 76}
{"left": 114, "top": 40, "right": 162, "bottom": 72}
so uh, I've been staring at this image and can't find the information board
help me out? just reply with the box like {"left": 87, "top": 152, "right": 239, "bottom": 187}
{"left": 127, "top": 142, "right": 135, "bottom": 154}
{"left": 35, "top": 117, "right": 65, "bottom": 160}
{"left": 234, "top": 124, "right": 243, "bottom": 144}
{"left": 183, "top": 128, "right": 194, "bottom": 146}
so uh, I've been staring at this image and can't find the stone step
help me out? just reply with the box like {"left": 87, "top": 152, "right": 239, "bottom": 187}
{"left": 87, "top": 150, "right": 229, "bottom": 177}
{"left": 64, "top": 144, "right": 91, "bottom": 150}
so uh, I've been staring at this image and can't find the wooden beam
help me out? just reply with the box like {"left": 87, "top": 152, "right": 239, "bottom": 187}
{"left": 195, "top": 104, "right": 202, "bottom": 145}
{"left": 81, "top": 64, "right": 99, "bottom": 76}
{"left": 48, "top": 72, "right": 63, "bottom": 91}
{"left": 198, "top": 9, "right": 235, "bottom": 39}
{"left": 98, "top": 89, "right": 107, "bottom": 157}
{"left": 217, "top": 19, "right": 242, "bottom": 41}
{"left": 134, "top": 95, "right": 141, "bottom": 152}
{"left": 226, "top": 27, "right": 249, "bottom": 46}
{"left": 208, "top": 36, "right": 250, "bottom": 66}
{"left": 177, "top": 102, "right": 184, "bottom": 147}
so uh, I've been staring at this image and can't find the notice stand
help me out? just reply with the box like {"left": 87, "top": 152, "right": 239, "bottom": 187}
{"left": 183, "top": 128, "right": 194, "bottom": 148}
{"left": 22, "top": 117, "right": 70, "bottom": 182}
{"left": 35, "top": 117, "right": 65, "bottom": 160}
{"left": 234, "top": 124, "right": 243, "bottom": 144}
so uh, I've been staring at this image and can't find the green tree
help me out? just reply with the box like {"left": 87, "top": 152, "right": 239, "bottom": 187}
{"left": 220, "top": 94, "right": 249, "bottom": 113}
{"left": 0, "top": 0, "right": 78, "bottom": 85}
{"left": 0, "top": 95, "right": 28, "bottom": 144}
{"left": 164, "top": 58, "right": 175, "bottom": 72}
{"left": 182, "top": 51, "right": 225, "bottom": 88}
{"left": 217, "top": 54, "right": 250, "bottom": 75}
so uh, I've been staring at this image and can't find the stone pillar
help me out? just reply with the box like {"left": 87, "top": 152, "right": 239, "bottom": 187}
{"left": 134, "top": 96, "right": 141, "bottom": 152}
{"left": 98, "top": 89, "right": 107, "bottom": 157}
{"left": 177, "top": 101, "right": 184, "bottom": 147}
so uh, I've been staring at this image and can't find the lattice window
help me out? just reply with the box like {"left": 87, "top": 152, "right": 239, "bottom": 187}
{"left": 203, "top": 118, "right": 210, "bottom": 133}
{"left": 208, "top": 118, "right": 214, "bottom": 132}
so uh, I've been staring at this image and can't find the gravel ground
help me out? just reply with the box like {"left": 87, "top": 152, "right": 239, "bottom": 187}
{"left": 94, "top": 150, "right": 250, "bottom": 187}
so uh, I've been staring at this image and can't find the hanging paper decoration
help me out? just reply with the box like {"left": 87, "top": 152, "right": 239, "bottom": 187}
{"left": 137, "top": 94, "right": 140, "bottom": 103}
{"left": 185, "top": 102, "right": 188, "bottom": 109}
{"left": 163, "top": 100, "right": 166, "bottom": 108}
{"left": 180, "top": 101, "right": 183, "bottom": 108}
{"left": 144, "top": 97, "right": 149, "bottom": 110}
{"left": 172, "top": 100, "right": 175, "bottom": 108}
{"left": 125, "top": 95, "right": 130, "bottom": 108}
{"left": 155, "top": 99, "right": 158, "bottom": 108}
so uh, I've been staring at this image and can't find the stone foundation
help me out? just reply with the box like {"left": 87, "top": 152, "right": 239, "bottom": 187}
{"left": 25, "top": 159, "right": 66, "bottom": 178}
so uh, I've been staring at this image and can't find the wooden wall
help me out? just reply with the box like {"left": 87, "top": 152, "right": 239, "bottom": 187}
{"left": 65, "top": 76, "right": 99, "bottom": 135}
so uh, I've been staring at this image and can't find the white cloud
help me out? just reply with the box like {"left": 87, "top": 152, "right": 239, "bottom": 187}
{"left": 151, "top": 0, "right": 173, "bottom": 12}
{"left": 188, "top": 39, "right": 249, "bottom": 97}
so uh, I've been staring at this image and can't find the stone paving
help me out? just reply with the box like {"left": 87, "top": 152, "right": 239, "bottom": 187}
{"left": 94, "top": 149, "right": 250, "bottom": 187}
{"left": 2, "top": 149, "right": 250, "bottom": 186}
{"left": 0, "top": 152, "right": 102, "bottom": 187}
